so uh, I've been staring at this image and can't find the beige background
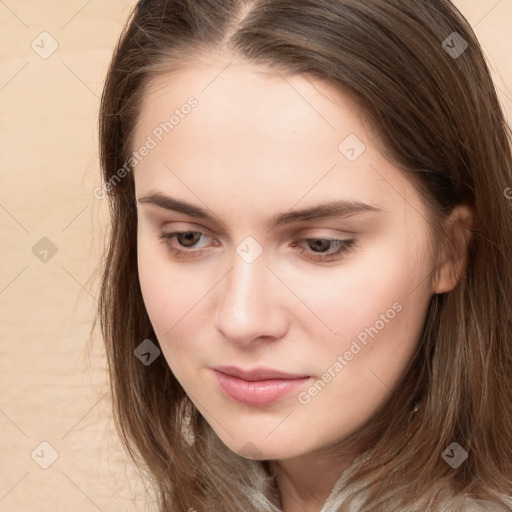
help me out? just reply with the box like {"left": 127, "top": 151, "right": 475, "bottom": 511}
{"left": 0, "top": 1, "right": 511, "bottom": 511}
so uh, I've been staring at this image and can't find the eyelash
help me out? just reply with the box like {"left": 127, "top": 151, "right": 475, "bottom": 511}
{"left": 157, "top": 231, "right": 356, "bottom": 263}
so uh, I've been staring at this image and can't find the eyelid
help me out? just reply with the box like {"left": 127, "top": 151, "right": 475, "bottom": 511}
{"left": 298, "top": 227, "right": 358, "bottom": 238}
{"left": 160, "top": 221, "right": 216, "bottom": 238}
{"left": 161, "top": 221, "right": 357, "bottom": 239}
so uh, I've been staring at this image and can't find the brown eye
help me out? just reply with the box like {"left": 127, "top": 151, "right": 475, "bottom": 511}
{"left": 175, "top": 231, "right": 204, "bottom": 247}
{"left": 158, "top": 231, "right": 215, "bottom": 260}
{"left": 295, "top": 238, "right": 356, "bottom": 262}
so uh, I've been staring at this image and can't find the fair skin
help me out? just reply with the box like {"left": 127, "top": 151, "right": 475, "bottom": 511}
{"left": 133, "top": 54, "right": 472, "bottom": 512}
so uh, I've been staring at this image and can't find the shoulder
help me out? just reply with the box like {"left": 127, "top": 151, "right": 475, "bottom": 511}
{"left": 321, "top": 454, "right": 512, "bottom": 512}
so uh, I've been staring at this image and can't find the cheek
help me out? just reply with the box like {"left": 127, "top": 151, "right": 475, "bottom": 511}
{"left": 290, "top": 247, "right": 432, "bottom": 411}
{"left": 136, "top": 229, "right": 228, "bottom": 387}
{"left": 288, "top": 236, "right": 430, "bottom": 343}
{"left": 137, "top": 230, "right": 207, "bottom": 339}
{"left": 328, "top": 247, "right": 431, "bottom": 388}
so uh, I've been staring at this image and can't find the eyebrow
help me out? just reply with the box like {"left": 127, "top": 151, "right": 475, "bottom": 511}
{"left": 137, "top": 192, "right": 382, "bottom": 231}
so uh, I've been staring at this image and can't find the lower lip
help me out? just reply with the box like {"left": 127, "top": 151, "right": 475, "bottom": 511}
{"left": 214, "top": 370, "right": 310, "bottom": 406}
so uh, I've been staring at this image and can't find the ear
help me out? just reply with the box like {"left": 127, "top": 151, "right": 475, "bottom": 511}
{"left": 433, "top": 204, "right": 474, "bottom": 294}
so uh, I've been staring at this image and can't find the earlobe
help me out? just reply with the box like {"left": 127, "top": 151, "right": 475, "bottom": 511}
{"left": 434, "top": 204, "right": 474, "bottom": 294}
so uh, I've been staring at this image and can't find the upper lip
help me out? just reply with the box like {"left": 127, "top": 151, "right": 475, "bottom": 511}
{"left": 214, "top": 365, "right": 309, "bottom": 381}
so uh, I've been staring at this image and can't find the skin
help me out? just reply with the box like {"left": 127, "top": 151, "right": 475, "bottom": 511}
{"left": 133, "top": 54, "right": 472, "bottom": 512}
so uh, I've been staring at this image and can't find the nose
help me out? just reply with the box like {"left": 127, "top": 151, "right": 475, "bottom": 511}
{"left": 213, "top": 249, "right": 289, "bottom": 346}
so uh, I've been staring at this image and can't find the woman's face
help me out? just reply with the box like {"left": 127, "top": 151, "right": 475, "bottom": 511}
{"left": 133, "top": 55, "right": 439, "bottom": 461}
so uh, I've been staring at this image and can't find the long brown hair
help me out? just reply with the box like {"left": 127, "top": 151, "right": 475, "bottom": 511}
{"left": 95, "top": 1, "right": 512, "bottom": 510}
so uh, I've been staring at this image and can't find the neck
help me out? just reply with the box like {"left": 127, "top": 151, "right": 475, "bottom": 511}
{"left": 269, "top": 448, "right": 359, "bottom": 512}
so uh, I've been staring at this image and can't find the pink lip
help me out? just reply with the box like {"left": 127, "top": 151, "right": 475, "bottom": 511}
{"left": 213, "top": 366, "right": 311, "bottom": 407}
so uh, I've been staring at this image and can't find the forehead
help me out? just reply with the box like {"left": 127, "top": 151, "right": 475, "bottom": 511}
{"left": 136, "top": 56, "right": 366, "bottom": 146}
{"left": 132, "top": 57, "right": 423, "bottom": 221}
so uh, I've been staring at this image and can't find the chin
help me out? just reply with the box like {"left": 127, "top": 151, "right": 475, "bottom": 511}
{"left": 216, "top": 433, "right": 301, "bottom": 461}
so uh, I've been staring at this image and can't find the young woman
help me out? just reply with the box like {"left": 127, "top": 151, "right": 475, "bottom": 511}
{"left": 95, "top": 1, "right": 512, "bottom": 510}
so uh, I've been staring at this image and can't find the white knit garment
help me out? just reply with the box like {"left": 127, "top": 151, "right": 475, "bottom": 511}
{"left": 319, "top": 455, "right": 511, "bottom": 512}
